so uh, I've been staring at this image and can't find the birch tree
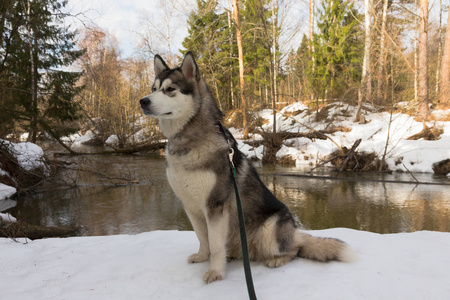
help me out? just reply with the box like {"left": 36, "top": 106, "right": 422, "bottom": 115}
{"left": 356, "top": 0, "right": 373, "bottom": 122}
{"left": 417, "top": 0, "right": 429, "bottom": 121}
{"left": 375, "top": 0, "right": 389, "bottom": 104}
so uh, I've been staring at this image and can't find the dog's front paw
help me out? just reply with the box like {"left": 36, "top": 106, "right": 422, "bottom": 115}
{"left": 203, "top": 269, "right": 224, "bottom": 284}
{"left": 188, "top": 253, "right": 209, "bottom": 263}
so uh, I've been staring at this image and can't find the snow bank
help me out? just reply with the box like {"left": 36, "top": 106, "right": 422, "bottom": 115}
{"left": 0, "top": 139, "right": 45, "bottom": 171}
{"left": 0, "top": 183, "right": 16, "bottom": 201}
{"left": 0, "top": 229, "right": 449, "bottom": 300}
{"left": 70, "top": 130, "right": 97, "bottom": 149}
{"left": 240, "top": 102, "right": 450, "bottom": 173}
{"left": 11, "top": 142, "right": 45, "bottom": 171}
{"left": 0, "top": 212, "right": 17, "bottom": 223}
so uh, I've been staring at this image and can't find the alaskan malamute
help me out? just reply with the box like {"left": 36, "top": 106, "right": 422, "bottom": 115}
{"left": 140, "top": 52, "right": 354, "bottom": 284}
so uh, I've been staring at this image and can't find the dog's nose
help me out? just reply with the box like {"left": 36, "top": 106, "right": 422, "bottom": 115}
{"left": 140, "top": 98, "right": 151, "bottom": 107}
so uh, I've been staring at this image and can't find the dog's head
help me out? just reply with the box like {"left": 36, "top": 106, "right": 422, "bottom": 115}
{"left": 139, "top": 52, "right": 201, "bottom": 120}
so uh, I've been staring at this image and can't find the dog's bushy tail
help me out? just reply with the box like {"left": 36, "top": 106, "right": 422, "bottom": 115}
{"left": 295, "top": 231, "right": 357, "bottom": 262}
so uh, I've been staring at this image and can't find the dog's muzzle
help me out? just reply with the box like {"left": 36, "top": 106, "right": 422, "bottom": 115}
{"left": 139, "top": 97, "right": 151, "bottom": 108}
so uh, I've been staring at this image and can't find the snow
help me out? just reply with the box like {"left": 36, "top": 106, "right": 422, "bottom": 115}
{"left": 0, "top": 183, "right": 16, "bottom": 201}
{"left": 0, "top": 140, "right": 45, "bottom": 203}
{"left": 0, "top": 212, "right": 17, "bottom": 223}
{"left": 70, "top": 130, "right": 96, "bottom": 149}
{"left": 105, "top": 134, "right": 119, "bottom": 147}
{"left": 0, "top": 229, "right": 449, "bottom": 300}
{"left": 11, "top": 142, "right": 45, "bottom": 171}
{"left": 0, "top": 139, "right": 45, "bottom": 171}
{"left": 238, "top": 102, "right": 450, "bottom": 174}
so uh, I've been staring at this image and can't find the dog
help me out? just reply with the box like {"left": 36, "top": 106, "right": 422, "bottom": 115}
{"left": 139, "top": 52, "right": 355, "bottom": 284}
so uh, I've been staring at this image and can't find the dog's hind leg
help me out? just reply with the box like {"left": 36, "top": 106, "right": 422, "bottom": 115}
{"left": 203, "top": 206, "right": 230, "bottom": 284}
{"left": 256, "top": 215, "right": 298, "bottom": 268}
{"left": 186, "top": 211, "right": 210, "bottom": 263}
{"left": 264, "top": 253, "right": 297, "bottom": 268}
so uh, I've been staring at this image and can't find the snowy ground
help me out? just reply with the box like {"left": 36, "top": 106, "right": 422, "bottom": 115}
{"left": 235, "top": 102, "right": 450, "bottom": 174}
{"left": 0, "top": 183, "right": 16, "bottom": 201}
{"left": 1, "top": 229, "right": 449, "bottom": 300}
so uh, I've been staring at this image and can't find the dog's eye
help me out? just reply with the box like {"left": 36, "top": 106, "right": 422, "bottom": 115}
{"left": 166, "top": 87, "right": 175, "bottom": 92}
{"left": 152, "top": 87, "right": 157, "bottom": 92}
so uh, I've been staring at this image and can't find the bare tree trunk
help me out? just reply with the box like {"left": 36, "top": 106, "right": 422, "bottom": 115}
{"left": 27, "top": 0, "right": 38, "bottom": 143}
{"left": 232, "top": 0, "right": 248, "bottom": 136}
{"left": 376, "top": 0, "right": 389, "bottom": 105}
{"left": 271, "top": 0, "right": 278, "bottom": 136}
{"left": 435, "top": 0, "right": 443, "bottom": 97}
{"left": 309, "top": 0, "right": 315, "bottom": 101}
{"left": 227, "top": 9, "right": 235, "bottom": 108}
{"left": 414, "top": 0, "right": 419, "bottom": 102}
{"left": 308, "top": 0, "right": 314, "bottom": 53}
{"left": 440, "top": 5, "right": 450, "bottom": 105}
{"left": 417, "top": 0, "right": 429, "bottom": 121}
{"left": 356, "top": 0, "right": 372, "bottom": 122}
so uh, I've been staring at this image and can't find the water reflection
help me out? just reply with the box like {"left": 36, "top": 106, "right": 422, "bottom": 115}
{"left": 262, "top": 175, "right": 450, "bottom": 233}
{"left": 6, "top": 155, "right": 450, "bottom": 235}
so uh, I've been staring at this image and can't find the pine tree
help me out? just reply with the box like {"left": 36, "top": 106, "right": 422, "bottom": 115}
{"left": 182, "top": 0, "right": 235, "bottom": 109}
{"left": 310, "top": 0, "right": 363, "bottom": 101}
{"left": 240, "top": 0, "right": 281, "bottom": 109}
{"left": 294, "top": 35, "right": 312, "bottom": 99}
{"left": 0, "top": 0, "right": 83, "bottom": 141}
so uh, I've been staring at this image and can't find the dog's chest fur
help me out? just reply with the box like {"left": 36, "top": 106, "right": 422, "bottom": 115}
{"left": 165, "top": 139, "right": 221, "bottom": 215}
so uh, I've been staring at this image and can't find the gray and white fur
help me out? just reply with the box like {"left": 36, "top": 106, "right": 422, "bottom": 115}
{"left": 140, "top": 52, "right": 355, "bottom": 284}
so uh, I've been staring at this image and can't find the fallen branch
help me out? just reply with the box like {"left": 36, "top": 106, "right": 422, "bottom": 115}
{"left": 285, "top": 115, "right": 344, "bottom": 154}
{"left": 406, "top": 122, "right": 443, "bottom": 141}
{"left": 54, "top": 142, "right": 167, "bottom": 157}
{"left": 338, "top": 139, "right": 362, "bottom": 172}
{"left": 1, "top": 221, "right": 81, "bottom": 240}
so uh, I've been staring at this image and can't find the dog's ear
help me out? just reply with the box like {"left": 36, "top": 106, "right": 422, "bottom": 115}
{"left": 154, "top": 55, "right": 169, "bottom": 76}
{"left": 181, "top": 52, "right": 200, "bottom": 82}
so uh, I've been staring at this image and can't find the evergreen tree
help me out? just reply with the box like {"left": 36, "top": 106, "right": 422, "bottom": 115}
{"left": 0, "top": 0, "right": 83, "bottom": 141}
{"left": 241, "top": 0, "right": 280, "bottom": 108}
{"left": 294, "top": 35, "right": 312, "bottom": 99}
{"left": 182, "top": 0, "right": 235, "bottom": 108}
{"left": 310, "top": 0, "right": 363, "bottom": 101}
{"left": 181, "top": 0, "right": 281, "bottom": 111}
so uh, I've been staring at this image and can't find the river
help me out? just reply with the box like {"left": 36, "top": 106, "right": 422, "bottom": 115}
{"left": 5, "top": 153, "right": 450, "bottom": 235}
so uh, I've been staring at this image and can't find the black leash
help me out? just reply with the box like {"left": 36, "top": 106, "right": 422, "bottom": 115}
{"left": 218, "top": 123, "right": 257, "bottom": 300}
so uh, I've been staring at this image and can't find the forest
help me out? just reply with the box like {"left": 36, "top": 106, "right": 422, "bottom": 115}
{"left": 1, "top": 0, "right": 450, "bottom": 150}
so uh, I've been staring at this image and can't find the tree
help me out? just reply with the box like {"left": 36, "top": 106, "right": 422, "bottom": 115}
{"left": 0, "top": 0, "right": 83, "bottom": 141}
{"left": 417, "top": 0, "right": 429, "bottom": 121}
{"left": 440, "top": 6, "right": 450, "bottom": 105}
{"left": 77, "top": 27, "right": 159, "bottom": 149}
{"left": 310, "top": 0, "right": 362, "bottom": 102}
{"left": 356, "top": 0, "right": 373, "bottom": 122}
{"left": 232, "top": 0, "right": 248, "bottom": 136}
{"left": 294, "top": 35, "right": 313, "bottom": 100}
{"left": 182, "top": 0, "right": 233, "bottom": 109}
{"left": 375, "top": 0, "right": 390, "bottom": 104}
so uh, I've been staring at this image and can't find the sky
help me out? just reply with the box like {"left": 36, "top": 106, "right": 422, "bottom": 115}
{"left": 64, "top": 0, "right": 309, "bottom": 60}
{"left": 65, "top": 0, "right": 194, "bottom": 58}
{"left": 63, "top": 0, "right": 448, "bottom": 60}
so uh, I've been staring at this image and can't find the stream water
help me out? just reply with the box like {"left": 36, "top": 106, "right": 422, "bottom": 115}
{"left": 5, "top": 153, "right": 450, "bottom": 235}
